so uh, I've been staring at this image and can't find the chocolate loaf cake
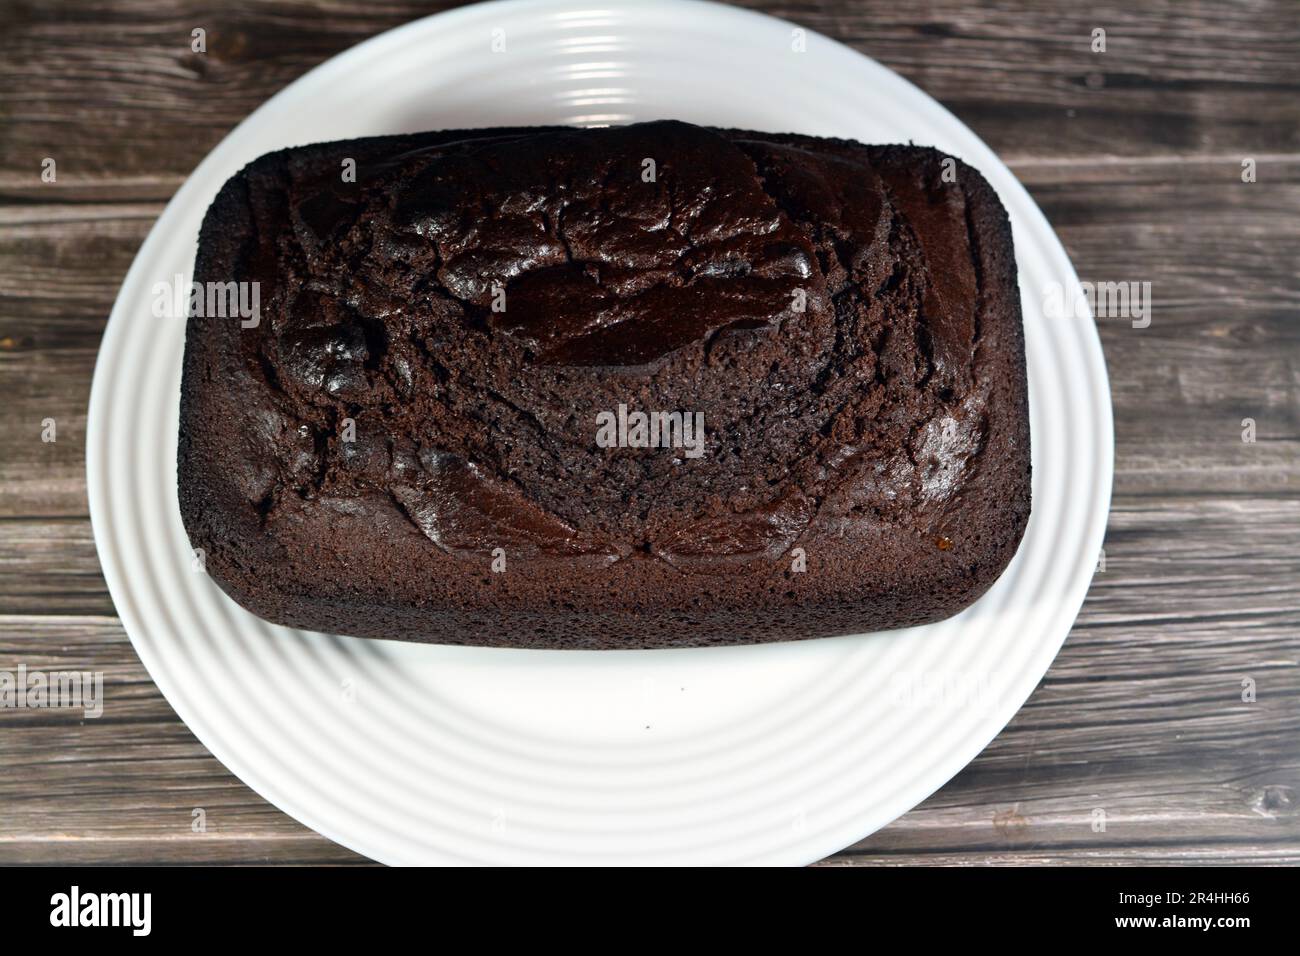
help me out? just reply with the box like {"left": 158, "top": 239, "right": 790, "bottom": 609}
{"left": 179, "top": 120, "right": 1030, "bottom": 649}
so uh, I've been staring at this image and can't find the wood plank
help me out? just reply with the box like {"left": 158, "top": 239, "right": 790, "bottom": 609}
{"left": 0, "top": 615, "right": 366, "bottom": 863}
{"left": 3, "top": 165, "right": 1295, "bottom": 519}
{"left": 0, "top": 203, "right": 156, "bottom": 350}
{"left": 0, "top": 837, "right": 371, "bottom": 866}
{"left": 842, "top": 494, "right": 1300, "bottom": 862}
{"left": 0, "top": 351, "right": 96, "bottom": 518}
{"left": 0, "top": 519, "right": 112, "bottom": 616}
{"left": 824, "top": 847, "right": 1300, "bottom": 865}
{"left": 1, "top": 0, "right": 1298, "bottom": 201}
{"left": 2, "top": 492, "right": 1296, "bottom": 864}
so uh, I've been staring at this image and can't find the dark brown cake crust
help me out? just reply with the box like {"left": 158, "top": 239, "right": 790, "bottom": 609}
{"left": 179, "top": 121, "right": 1030, "bottom": 649}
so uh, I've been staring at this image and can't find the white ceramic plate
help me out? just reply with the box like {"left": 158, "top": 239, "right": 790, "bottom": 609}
{"left": 87, "top": 0, "right": 1112, "bottom": 865}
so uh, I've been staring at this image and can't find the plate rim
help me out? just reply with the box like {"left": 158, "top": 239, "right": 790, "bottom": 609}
{"left": 86, "top": 0, "right": 1114, "bottom": 865}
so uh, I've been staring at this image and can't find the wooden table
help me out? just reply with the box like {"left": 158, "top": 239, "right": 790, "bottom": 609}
{"left": 2, "top": 0, "right": 1297, "bottom": 866}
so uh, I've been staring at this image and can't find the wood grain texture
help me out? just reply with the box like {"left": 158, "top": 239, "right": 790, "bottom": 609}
{"left": 0, "top": 0, "right": 1297, "bottom": 866}
{"left": 1, "top": 0, "right": 1298, "bottom": 197}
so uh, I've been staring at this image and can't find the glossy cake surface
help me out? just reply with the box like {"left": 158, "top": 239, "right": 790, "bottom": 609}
{"left": 178, "top": 120, "right": 1030, "bottom": 648}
